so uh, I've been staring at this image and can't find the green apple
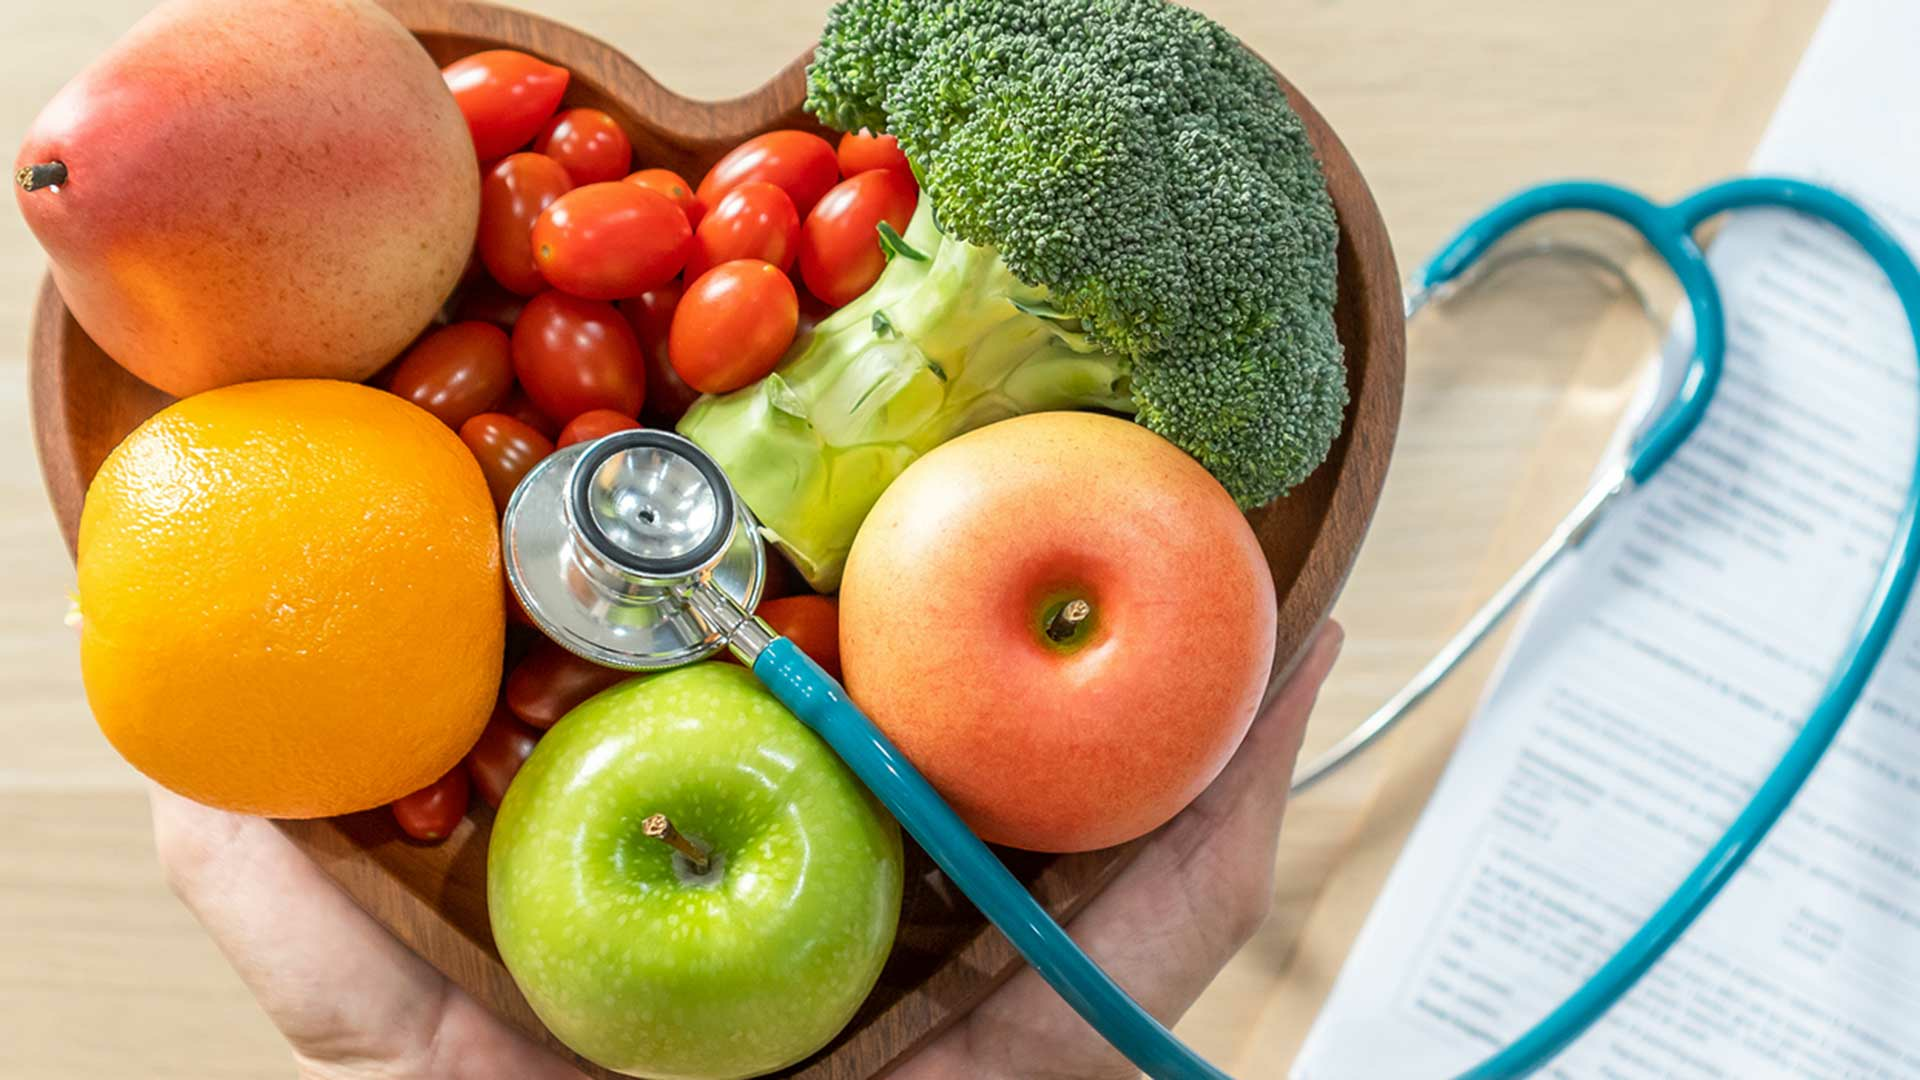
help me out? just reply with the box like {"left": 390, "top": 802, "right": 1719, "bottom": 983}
{"left": 489, "top": 662, "right": 904, "bottom": 1080}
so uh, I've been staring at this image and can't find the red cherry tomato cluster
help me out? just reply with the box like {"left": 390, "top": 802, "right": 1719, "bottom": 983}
{"left": 385, "top": 51, "right": 910, "bottom": 843}
{"left": 389, "top": 580, "right": 844, "bottom": 842}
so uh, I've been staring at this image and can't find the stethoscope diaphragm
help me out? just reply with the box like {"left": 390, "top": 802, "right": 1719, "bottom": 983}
{"left": 503, "top": 429, "right": 766, "bottom": 672}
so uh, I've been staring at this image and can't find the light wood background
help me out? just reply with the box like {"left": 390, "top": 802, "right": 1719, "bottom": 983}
{"left": 0, "top": 1, "right": 1829, "bottom": 1076}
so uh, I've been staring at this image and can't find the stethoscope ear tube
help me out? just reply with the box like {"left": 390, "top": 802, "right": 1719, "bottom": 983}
{"left": 1290, "top": 462, "right": 1632, "bottom": 794}
{"left": 1348, "top": 178, "right": 1920, "bottom": 1079}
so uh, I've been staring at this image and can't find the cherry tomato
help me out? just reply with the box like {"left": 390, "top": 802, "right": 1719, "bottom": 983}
{"left": 388, "top": 322, "right": 514, "bottom": 428}
{"left": 759, "top": 552, "right": 799, "bottom": 605}
{"left": 532, "top": 183, "right": 690, "bottom": 300}
{"left": 757, "top": 595, "right": 842, "bottom": 680}
{"left": 458, "top": 412, "right": 555, "bottom": 511}
{"left": 621, "top": 279, "right": 680, "bottom": 347}
{"left": 459, "top": 248, "right": 487, "bottom": 286}
{"left": 505, "top": 639, "right": 631, "bottom": 729}
{"left": 669, "top": 261, "right": 799, "bottom": 394}
{"left": 453, "top": 278, "right": 527, "bottom": 329}
{"left": 625, "top": 167, "right": 704, "bottom": 227}
{"left": 392, "top": 766, "right": 471, "bottom": 842}
{"left": 512, "top": 291, "right": 648, "bottom": 420}
{"left": 368, "top": 355, "right": 405, "bottom": 391}
{"left": 533, "top": 108, "right": 634, "bottom": 186}
{"left": 497, "top": 386, "right": 560, "bottom": 439}
{"left": 837, "top": 128, "right": 914, "bottom": 185}
{"left": 798, "top": 169, "right": 919, "bottom": 307}
{"left": 557, "top": 409, "right": 642, "bottom": 448}
{"left": 620, "top": 284, "right": 704, "bottom": 426}
{"left": 466, "top": 706, "right": 541, "bottom": 808}
{"left": 480, "top": 153, "right": 573, "bottom": 295}
{"left": 442, "top": 51, "right": 570, "bottom": 161}
{"left": 683, "top": 181, "right": 799, "bottom": 282}
{"left": 696, "top": 130, "right": 839, "bottom": 218}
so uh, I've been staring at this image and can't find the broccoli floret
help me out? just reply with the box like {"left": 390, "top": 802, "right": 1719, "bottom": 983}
{"left": 680, "top": 0, "right": 1344, "bottom": 589}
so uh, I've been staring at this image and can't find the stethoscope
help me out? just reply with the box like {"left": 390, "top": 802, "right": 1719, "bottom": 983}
{"left": 501, "top": 176, "right": 1920, "bottom": 1080}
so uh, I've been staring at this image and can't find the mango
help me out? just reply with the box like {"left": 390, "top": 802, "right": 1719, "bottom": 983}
{"left": 14, "top": 0, "right": 480, "bottom": 396}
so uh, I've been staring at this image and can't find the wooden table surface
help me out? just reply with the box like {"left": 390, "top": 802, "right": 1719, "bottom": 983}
{"left": 0, "top": 1, "right": 1828, "bottom": 1076}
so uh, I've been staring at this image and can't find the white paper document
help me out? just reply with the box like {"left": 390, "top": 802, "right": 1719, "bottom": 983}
{"left": 1294, "top": 2, "right": 1920, "bottom": 1076}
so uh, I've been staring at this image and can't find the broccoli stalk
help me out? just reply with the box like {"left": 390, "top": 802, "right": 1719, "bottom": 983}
{"left": 680, "top": 0, "right": 1347, "bottom": 589}
{"left": 678, "top": 198, "right": 1131, "bottom": 589}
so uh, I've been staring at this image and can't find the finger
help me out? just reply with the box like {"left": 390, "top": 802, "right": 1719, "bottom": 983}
{"left": 150, "top": 786, "right": 583, "bottom": 1078}
{"left": 915, "top": 623, "right": 1344, "bottom": 1078}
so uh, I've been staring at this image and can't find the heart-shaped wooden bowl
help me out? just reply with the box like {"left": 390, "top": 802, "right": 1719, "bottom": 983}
{"left": 28, "top": 1, "right": 1403, "bottom": 1075}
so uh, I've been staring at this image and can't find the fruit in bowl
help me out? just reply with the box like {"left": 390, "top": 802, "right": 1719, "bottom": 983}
{"left": 76, "top": 380, "right": 503, "bottom": 817}
{"left": 841, "top": 412, "right": 1279, "bottom": 852}
{"left": 14, "top": 0, "right": 478, "bottom": 397}
{"left": 24, "top": 0, "right": 1402, "bottom": 1075}
{"left": 490, "top": 664, "right": 903, "bottom": 1080}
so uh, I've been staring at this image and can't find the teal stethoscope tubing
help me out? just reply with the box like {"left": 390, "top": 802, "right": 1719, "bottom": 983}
{"left": 754, "top": 176, "right": 1920, "bottom": 1079}
{"left": 1446, "top": 178, "right": 1920, "bottom": 1077}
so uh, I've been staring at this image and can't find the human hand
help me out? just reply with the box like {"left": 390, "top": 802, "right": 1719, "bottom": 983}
{"left": 152, "top": 621, "right": 1341, "bottom": 1080}
{"left": 897, "top": 620, "right": 1343, "bottom": 1079}
{"left": 150, "top": 785, "right": 589, "bottom": 1080}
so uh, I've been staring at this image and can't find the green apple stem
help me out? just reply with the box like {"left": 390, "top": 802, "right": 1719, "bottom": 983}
{"left": 642, "top": 813, "right": 711, "bottom": 875}
{"left": 1046, "top": 598, "right": 1092, "bottom": 642}
{"left": 15, "top": 162, "right": 67, "bottom": 193}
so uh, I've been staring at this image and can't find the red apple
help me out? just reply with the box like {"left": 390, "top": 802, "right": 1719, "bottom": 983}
{"left": 839, "top": 412, "right": 1277, "bottom": 852}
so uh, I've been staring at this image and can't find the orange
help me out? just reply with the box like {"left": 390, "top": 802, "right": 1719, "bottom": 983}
{"left": 77, "top": 379, "right": 505, "bottom": 818}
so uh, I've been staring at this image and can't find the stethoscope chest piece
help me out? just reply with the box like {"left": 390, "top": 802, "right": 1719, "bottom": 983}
{"left": 503, "top": 429, "right": 766, "bottom": 671}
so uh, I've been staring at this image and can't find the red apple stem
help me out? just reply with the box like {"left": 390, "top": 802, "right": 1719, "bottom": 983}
{"left": 15, "top": 162, "right": 67, "bottom": 193}
{"left": 642, "top": 813, "right": 711, "bottom": 875}
{"left": 1046, "top": 598, "right": 1092, "bottom": 642}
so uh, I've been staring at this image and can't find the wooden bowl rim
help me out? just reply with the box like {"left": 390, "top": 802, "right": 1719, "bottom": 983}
{"left": 24, "top": 2, "right": 1404, "bottom": 1076}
